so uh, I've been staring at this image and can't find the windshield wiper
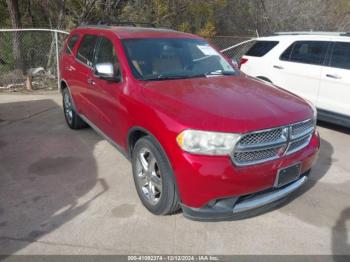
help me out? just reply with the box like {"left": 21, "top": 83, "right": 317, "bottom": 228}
{"left": 141, "top": 71, "right": 235, "bottom": 81}
{"left": 142, "top": 74, "right": 205, "bottom": 81}
{"left": 205, "top": 70, "right": 235, "bottom": 76}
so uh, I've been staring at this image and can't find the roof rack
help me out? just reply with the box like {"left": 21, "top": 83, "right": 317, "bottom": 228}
{"left": 274, "top": 31, "right": 350, "bottom": 36}
{"left": 80, "top": 20, "right": 156, "bottom": 28}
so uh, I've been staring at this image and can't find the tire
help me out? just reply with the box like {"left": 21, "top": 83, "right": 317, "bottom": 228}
{"left": 132, "top": 136, "right": 179, "bottom": 215}
{"left": 62, "top": 87, "right": 87, "bottom": 129}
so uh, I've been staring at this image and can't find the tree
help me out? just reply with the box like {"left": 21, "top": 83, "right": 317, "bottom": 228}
{"left": 6, "top": 0, "right": 24, "bottom": 72}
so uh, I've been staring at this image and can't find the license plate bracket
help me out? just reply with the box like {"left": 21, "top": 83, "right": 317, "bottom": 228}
{"left": 275, "top": 163, "right": 301, "bottom": 188}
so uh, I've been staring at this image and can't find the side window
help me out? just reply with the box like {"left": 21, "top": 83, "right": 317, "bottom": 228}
{"left": 245, "top": 41, "right": 279, "bottom": 57}
{"left": 280, "top": 44, "right": 293, "bottom": 61}
{"left": 76, "top": 35, "right": 98, "bottom": 67}
{"left": 65, "top": 35, "right": 79, "bottom": 55}
{"left": 95, "top": 37, "right": 121, "bottom": 76}
{"left": 281, "top": 41, "right": 329, "bottom": 66}
{"left": 330, "top": 42, "right": 350, "bottom": 70}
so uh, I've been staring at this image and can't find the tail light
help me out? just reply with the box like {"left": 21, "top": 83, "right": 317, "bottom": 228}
{"left": 239, "top": 58, "right": 248, "bottom": 69}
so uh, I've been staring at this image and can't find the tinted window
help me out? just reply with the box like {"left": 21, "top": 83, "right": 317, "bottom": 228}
{"left": 95, "top": 37, "right": 121, "bottom": 76}
{"left": 76, "top": 35, "right": 98, "bottom": 66}
{"left": 280, "top": 44, "right": 293, "bottom": 61}
{"left": 246, "top": 41, "right": 279, "bottom": 57}
{"left": 281, "top": 41, "right": 329, "bottom": 65}
{"left": 65, "top": 35, "right": 79, "bottom": 55}
{"left": 330, "top": 42, "right": 350, "bottom": 70}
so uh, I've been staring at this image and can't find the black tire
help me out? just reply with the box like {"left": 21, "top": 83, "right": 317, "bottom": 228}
{"left": 132, "top": 136, "right": 179, "bottom": 215}
{"left": 62, "top": 87, "right": 87, "bottom": 129}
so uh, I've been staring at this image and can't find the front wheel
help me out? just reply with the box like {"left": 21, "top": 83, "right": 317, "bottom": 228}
{"left": 132, "top": 136, "right": 179, "bottom": 215}
{"left": 62, "top": 88, "right": 87, "bottom": 129}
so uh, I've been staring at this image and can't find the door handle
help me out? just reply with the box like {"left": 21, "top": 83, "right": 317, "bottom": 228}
{"left": 326, "top": 74, "right": 342, "bottom": 79}
{"left": 65, "top": 65, "right": 75, "bottom": 72}
{"left": 273, "top": 65, "right": 284, "bottom": 70}
{"left": 87, "top": 78, "right": 95, "bottom": 85}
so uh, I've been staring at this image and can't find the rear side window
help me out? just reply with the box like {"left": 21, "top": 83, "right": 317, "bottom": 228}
{"left": 280, "top": 41, "right": 329, "bottom": 66}
{"left": 245, "top": 41, "right": 279, "bottom": 57}
{"left": 76, "top": 35, "right": 98, "bottom": 67}
{"left": 330, "top": 42, "right": 350, "bottom": 70}
{"left": 65, "top": 35, "right": 79, "bottom": 55}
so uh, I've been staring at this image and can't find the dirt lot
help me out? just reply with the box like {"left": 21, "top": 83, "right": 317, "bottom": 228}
{"left": 0, "top": 92, "right": 349, "bottom": 255}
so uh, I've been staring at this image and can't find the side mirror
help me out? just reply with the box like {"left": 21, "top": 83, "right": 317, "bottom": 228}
{"left": 95, "top": 63, "right": 121, "bottom": 82}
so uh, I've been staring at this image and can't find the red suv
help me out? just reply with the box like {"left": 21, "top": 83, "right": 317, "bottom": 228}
{"left": 60, "top": 24, "right": 320, "bottom": 220}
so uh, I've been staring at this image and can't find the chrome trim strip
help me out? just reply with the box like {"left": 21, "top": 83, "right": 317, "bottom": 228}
{"left": 232, "top": 176, "right": 307, "bottom": 213}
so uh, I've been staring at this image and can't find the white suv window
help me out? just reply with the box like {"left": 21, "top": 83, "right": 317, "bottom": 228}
{"left": 280, "top": 41, "right": 330, "bottom": 66}
{"left": 329, "top": 42, "right": 350, "bottom": 70}
{"left": 245, "top": 41, "right": 279, "bottom": 57}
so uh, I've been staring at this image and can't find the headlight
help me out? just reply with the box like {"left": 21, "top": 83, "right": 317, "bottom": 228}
{"left": 176, "top": 130, "right": 241, "bottom": 155}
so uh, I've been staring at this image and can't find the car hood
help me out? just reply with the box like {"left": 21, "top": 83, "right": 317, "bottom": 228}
{"left": 140, "top": 75, "right": 313, "bottom": 133}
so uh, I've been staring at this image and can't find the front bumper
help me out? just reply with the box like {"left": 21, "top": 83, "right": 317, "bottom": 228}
{"left": 181, "top": 172, "right": 309, "bottom": 221}
{"left": 169, "top": 131, "right": 320, "bottom": 217}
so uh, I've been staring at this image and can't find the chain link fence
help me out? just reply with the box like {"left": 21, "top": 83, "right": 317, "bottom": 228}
{"left": 209, "top": 36, "right": 256, "bottom": 61}
{"left": 0, "top": 30, "right": 256, "bottom": 92}
{"left": 0, "top": 29, "right": 68, "bottom": 91}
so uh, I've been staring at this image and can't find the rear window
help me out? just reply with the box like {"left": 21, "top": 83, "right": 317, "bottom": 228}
{"left": 245, "top": 41, "right": 279, "bottom": 57}
{"left": 280, "top": 41, "right": 329, "bottom": 66}
{"left": 65, "top": 35, "right": 79, "bottom": 55}
{"left": 330, "top": 42, "right": 350, "bottom": 70}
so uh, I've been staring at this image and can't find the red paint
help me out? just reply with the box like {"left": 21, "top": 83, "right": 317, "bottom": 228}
{"left": 60, "top": 27, "right": 320, "bottom": 208}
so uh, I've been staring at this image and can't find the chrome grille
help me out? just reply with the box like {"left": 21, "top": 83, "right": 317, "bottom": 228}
{"left": 233, "top": 148, "right": 278, "bottom": 165}
{"left": 239, "top": 128, "right": 283, "bottom": 146}
{"left": 232, "top": 118, "right": 315, "bottom": 166}
{"left": 291, "top": 119, "right": 314, "bottom": 139}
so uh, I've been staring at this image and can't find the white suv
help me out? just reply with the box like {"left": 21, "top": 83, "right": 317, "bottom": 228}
{"left": 240, "top": 32, "right": 350, "bottom": 128}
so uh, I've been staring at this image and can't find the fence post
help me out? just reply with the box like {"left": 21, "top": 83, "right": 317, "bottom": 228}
{"left": 54, "top": 31, "right": 60, "bottom": 91}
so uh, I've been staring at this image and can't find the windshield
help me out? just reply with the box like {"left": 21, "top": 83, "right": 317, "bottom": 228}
{"left": 122, "top": 38, "right": 236, "bottom": 80}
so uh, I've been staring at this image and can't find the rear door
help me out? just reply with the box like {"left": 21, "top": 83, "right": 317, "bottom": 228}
{"left": 272, "top": 40, "right": 330, "bottom": 104}
{"left": 74, "top": 34, "right": 99, "bottom": 119}
{"left": 61, "top": 34, "right": 80, "bottom": 107}
{"left": 318, "top": 41, "right": 350, "bottom": 117}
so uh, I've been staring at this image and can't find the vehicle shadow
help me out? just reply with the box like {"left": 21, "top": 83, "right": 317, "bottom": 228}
{"left": 317, "top": 120, "right": 350, "bottom": 135}
{"left": 332, "top": 207, "right": 350, "bottom": 261}
{"left": 0, "top": 99, "right": 107, "bottom": 255}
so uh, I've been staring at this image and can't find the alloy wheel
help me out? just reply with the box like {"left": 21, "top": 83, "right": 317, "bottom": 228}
{"left": 135, "top": 148, "right": 163, "bottom": 205}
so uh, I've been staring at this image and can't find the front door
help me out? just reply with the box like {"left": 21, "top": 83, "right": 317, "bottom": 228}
{"left": 89, "top": 35, "right": 124, "bottom": 143}
{"left": 318, "top": 41, "right": 350, "bottom": 117}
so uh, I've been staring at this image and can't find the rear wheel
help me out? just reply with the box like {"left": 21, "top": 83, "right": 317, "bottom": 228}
{"left": 62, "top": 88, "right": 87, "bottom": 129}
{"left": 132, "top": 136, "right": 179, "bottom": 215}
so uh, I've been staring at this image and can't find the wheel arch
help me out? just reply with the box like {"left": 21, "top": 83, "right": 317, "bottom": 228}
{"left": 256, "top": 76, "right": 272, "bottom": 83}
{"left": 127, "top": 126, "right": 182, "bottom": 202}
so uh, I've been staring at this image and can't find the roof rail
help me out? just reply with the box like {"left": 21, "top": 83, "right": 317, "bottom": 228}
{"left": 274, "top": 31, "right": 350, "bottom": 36}
{"left": 80, "top": 20, "right": 156, "bottom": 28}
